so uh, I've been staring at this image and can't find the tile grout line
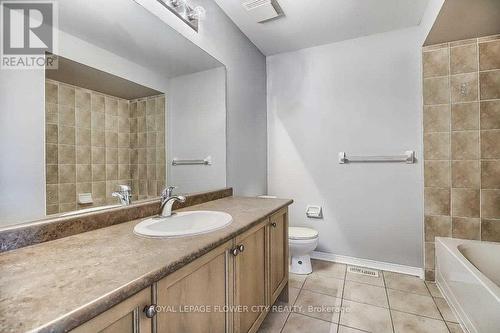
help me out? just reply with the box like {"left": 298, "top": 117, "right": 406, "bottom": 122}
{"left": 424, "top": 280, "right": 452, "bottom": 333}
{"left": 382, "top": 272, "right": 396, "bottom": 333}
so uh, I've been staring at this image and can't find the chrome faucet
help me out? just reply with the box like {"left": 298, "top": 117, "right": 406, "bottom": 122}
{"left": 112, "top": 185, "right": 132, "bottom": 206}
{"left": 160, "top": 186, "right": 186, "bottom": 217}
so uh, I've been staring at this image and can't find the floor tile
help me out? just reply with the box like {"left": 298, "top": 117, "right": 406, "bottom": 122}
{"left": 383, "top": 271, "right": 429, "bottom": 296}
{"left": 346, "top": 266, "right": 385, "bottom": 287}
{"left": 434, "top": 297, "right": 458, "bottom": 323}
{"left": 303, "top": 274, "right": 344, "bottom": 297}
{"left": 294, "top": 289, "right": 342, "bottom": 323}
{"left": 424, "top": 282, "right": 443, "bottom": 298}
{"left": 282, "top": 313, "right": 337, "bottom": 333}
{"left": 446, "top": 322, "right": 465, "bottom": 333}
{"left": 343, "top": 280, "right": 388, "bottom": 308}
{"left": 287, "top": 287, "right": 301, "bottom": 305}
{"left": 387, "top": 289, "right": 441, "bottom": 319}
{"left": 340, "top": 300, "right": 393, "bottom": 333}
{"left": 258, "top": 310, "right": 289, "bottom": 333}
{"left": 338, "top": 325, "right": 368, "bottom": 333}
{"left": 289, "top": 273, "right": 307, "bottom": 289}
{"left": 312, "top": 259, "right": 347, "bottom": 279}
{"left": 391, "top": 310, "right": 449, "bottom": 333}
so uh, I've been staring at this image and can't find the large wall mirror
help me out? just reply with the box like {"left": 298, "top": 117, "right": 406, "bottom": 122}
{"left": 0, "top": 0, "right": 226, "bottom": 226}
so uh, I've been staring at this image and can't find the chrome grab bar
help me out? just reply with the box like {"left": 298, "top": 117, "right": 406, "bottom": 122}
{"left": 338, "top": 151, "right": 415, "bottom": 164}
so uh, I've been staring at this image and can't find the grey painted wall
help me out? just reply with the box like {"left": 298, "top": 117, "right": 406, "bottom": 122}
{"left": 136, "top": 0, "right": 268, "bottom": 196}
{"left": 267, "top": 4, "right": 442, "bottom": 267}
{"left": 168, "top": 67, "right": 227, "bottom": 194}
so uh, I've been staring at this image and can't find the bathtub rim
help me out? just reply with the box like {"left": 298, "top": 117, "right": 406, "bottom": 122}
{"left": 435, "top": 237, "right": 500, "bottom": 303}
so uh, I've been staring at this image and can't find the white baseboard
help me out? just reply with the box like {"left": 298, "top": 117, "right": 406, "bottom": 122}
{"left": 311, "top": 251, "right": 424, "bottom": 279}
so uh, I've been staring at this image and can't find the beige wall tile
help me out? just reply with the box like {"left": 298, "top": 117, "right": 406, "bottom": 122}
{"left": 59, "top": 145, "right": 75, "bottom": 164}
{"left": 130, "top": 118, "right": 137, "bottom": 133}
{"left": 75, "top": 110, "right": 91, "bottom": 129}
{"left": 423, "top": 43, "right": 449, "bottom": 52}
{"left": 118, "top": 164, "right": 130, "bottom": 180}
{"left": 137, "top": 100, "right": 146, "bottom": 117}
{"left": 118, "top": 133, "right": 130, "bottom": 148}
{"left": 59, "top": 203, "right": 76, "bottom": 213}
{"left": 92, "top": 164, "right": 105, "bottom": 181}
{"left": 452, "top": 217, "right": 480, "bottom": 240}
{"left": 451, "top": 131, "right": 479, "bottom": 160}
{"left": 450, "top": 38, "right": 477, "bottom": 47}
{"left": 481, "top": 160, "right": 500, "bottom": 189}
{"left": 46, "top": 144, "right": 58, "bottom": 164}
{"left": 76, "top": 182, "right": 91, "bottom": 195}
{"left": 130, "top": 101, "right": 137, "bottom": 117}
{"left": 480, "top": 100, "right": 500, "bottom": 129}
{"left": 452, "top": 188, "right": 480, "bottom": 218}
{"left": 118, "top": 149, "right": 129, "bottom": 165}
{"left": 424, "top": 188, "right": 450, "bottom": 216}
{"left": 58, "top": 105, "right": 75, "bottom": 126}
{"left": 104, "top": 131, "right": 118, "bottom": 148}
{"left": 46, "top": 184, "right": 58, "bottom": 205}
{"left": 91, "top": 147, "right": 105, "bottom": 164}
{"left": 424, "top": 161, "right": 450, "bottom": 187}
{"left": 46, "top": 204, "right": 59, "bottom": 215}
{"left": 58, "top": 183, "right": 76, "bottom": 204}
{"left": 105, "top": 97, "right": 118, "bottom": 116}
{"left": 58, "top": 126, "right": 75, "bottom": 145}
{"left": 118, "top": 117, "right": 130, "bottom": 133}
{"left": 46, "top": 124, "right": 58, "bottom": 144}
{"left": 45, "top": 81, "right": 58, "bottom": 104}
{"left": 105, "top": 114, "right": 118, "bottom": 132}
{"left": 424, "top": 216, "right": 451, "bottom": 241}
{"left": 137, "top": 117, "right": 146, "bottom": 133}
{"left": 92, "top": 181, "right": 106, "bottom": 200}
{"left": 146, "top": 98, "right": 156, "bottom": 115}
{"left": 424, "top": 133, "right": 450, "bottom": 160}
{"left": 118, "top": 100, "right": 129, "bottom": 118}
{"left": 147, "top": 132, "right": 156, "bottom": 147}
{"left": 76, "top": 164, "right": 91, "bottom": 183}
{"left": 75, "top": 89, "right": 91, "bottom": 112}
{"left": 423, "top": 77, "right": 450, "bottom": 105}
{"left": 137, "top": 132, "right": 146, "bottom": 148}
{"left": 106, "top": 148, "right": 118, "bottom": 164}
{"left": 480, "top": 70, "right": 500, "bottom": 100}
{"left": 425, "top": 242, "right": 435, "bottom": 269}
{"left": 106, "top": 164, "right": 118, "bottom": 181}
{"left": 76, "top": 146, "right": 90, "bottom": 164}
{"left": 479, "top": 40, "right": 500, "bottom": 70}
{"left": 481, "top": 189, "right": 500, "bottom": 219}
{"left": 423, "top": 49, "right": 449, "bottom": 78}
{"left": 58, "top": 164, "right": 76, "bottom": 184}
{"left": 76, "top": 128, "right": 91, "bottom": 146}
{"left": 481, "top": 130, "right": 500, "bottom": 158}
{"left": 451, "top": 73, "right": 478, "bottom": 103}
{"left": 451, "top": 160, "right": 480, "bottom": 188}
{"left": 425, "top": 270, "right": 435, "bottom": 281}
{"left": 46, "top": 165, "right": 58, "bottom": 184}
{"left": 450, "top": 44, "right": 478, "bottom": 74}
{"left": 58, "top": 85, "right": 75, "bottom": 107}
{"left": 91, "top": 93, "right": 105, "bottom": 113}
{"left": 451, "top": 102, "right": 479, "bottom": 130}
{"left": 45, "top": 103, "right": 58, "bottom": 124}
{"left": 91, "top": 112, "right": 105, "bottom": 130}
{"left": 481, "top": 219, "right": 500, "bottom": 242}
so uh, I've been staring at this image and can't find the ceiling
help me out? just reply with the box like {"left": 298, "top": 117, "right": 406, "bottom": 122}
{"left": 57, "top": 0, "right": 223, "bottom": 79}
{"left": 214, "top": 0, "right": 431, "bottom": 55}
{"left": 425, "top": 0, "right": 500, "bottom": 45}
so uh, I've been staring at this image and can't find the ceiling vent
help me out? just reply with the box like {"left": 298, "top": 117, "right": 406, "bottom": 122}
{"left": 242, "top": 0, "right": 284, "bottom": 23}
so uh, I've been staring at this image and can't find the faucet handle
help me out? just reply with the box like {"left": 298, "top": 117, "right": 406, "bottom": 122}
{"left": 117, "top": 184, "right": 131, "bottom": 192}
{"left": 161, "top": 186, "right": 177, "bottom": 199}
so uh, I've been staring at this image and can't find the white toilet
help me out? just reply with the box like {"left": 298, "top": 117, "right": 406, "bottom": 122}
{"left": 289, "top": 227, "right": 319, "bottom": 275}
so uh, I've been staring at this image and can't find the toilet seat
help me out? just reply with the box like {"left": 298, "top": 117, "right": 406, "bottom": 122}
{"left": 289, "top": 227, "right": 318, "bottom": 240}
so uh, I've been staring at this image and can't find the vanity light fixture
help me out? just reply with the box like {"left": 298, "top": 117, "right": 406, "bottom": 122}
{"left": 157, "top": 0, "right": 205, "bottom": 31}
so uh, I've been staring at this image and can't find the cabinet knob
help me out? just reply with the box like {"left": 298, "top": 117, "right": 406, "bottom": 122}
{"left": 144, "top": 304, "right": 157, "bottom": 318}
{"left": 237, "top": 244, "right": 245, "bottom": 253}
{"left": 271, "top": 222, "right": 277, "bottom": 228}
{"left": 231, "top": 248, "right": 239, "bottom": 256}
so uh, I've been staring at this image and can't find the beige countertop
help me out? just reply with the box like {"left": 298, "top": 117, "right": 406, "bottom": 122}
{"left": 0, "top": 196, "right": 292, "bottom": 333}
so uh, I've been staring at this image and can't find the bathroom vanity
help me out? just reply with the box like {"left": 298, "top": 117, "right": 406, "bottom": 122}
{"left": 0, "top": 195, "right": 292, "bottom": 333}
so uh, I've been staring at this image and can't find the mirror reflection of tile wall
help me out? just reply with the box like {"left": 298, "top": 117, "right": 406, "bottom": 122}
{"left": 45, "top": 79, "right": 166, "bottom": 215}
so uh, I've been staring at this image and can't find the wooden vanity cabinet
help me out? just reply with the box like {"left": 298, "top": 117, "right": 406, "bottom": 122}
{"left": 155, "top": 241, "right": 234, "bottom": 333}
{"left": 267, "top": 208, "right": 289, "bottom": 305}
{"left": 233, "top": 221, "right": 268, "bottom": 333}
{"left": 72, "top": 208, "right": 289, "bottom": 333}
{"left": 71, "top": 287, "right": 152, "bottom": 333}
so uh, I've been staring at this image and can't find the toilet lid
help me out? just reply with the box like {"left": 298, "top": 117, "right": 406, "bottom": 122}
{"left": 289, "top": 227, "right": 318, "bottom": 240}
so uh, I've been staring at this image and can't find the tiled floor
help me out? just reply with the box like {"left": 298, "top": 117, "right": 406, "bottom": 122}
{"left": 259, "top": 259, "right": 464, "bottom": 333}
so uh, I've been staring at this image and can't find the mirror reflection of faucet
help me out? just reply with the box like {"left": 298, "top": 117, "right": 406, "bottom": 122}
{"left": 112, "top": 185, "right": 133, "bottom": 206}
{"left": 159, "top": 186, "right": 187, "bottom": 217}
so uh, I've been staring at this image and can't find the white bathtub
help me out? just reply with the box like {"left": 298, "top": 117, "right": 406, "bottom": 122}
{"left": 435, "top": 237, "right": 500, "bottom": 333}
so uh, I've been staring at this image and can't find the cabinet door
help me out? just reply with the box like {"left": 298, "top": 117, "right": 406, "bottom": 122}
{"left": 268, "top": 208, "right": 288, "bottom": 304}
{"left": 156, "top": 241, "right": 233, "bottom": 333}
{"left": 234, "top": 222, "right": 268, "bottom": 333}
{"left": 71, "top": 287, "right": 152, "bottom": 333}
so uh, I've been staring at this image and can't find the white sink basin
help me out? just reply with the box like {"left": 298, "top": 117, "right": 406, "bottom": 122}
{"left": 133, "top": 211, "right": 232, "bottom": 238}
